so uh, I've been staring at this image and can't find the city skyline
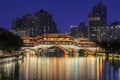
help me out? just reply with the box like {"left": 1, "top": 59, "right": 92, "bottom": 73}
{"left": 0, "top": 0, "right": 120, "bottom": 33}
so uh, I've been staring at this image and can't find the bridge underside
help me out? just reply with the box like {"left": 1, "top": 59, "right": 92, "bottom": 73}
{"left": 46, "top": 46, "right": 69, "bottom": 56}
{"left": 78, "top": 49, "right": 94, "bottom": 56}
{"left": 22, "top": 45, "right": 97, "bottom": 56}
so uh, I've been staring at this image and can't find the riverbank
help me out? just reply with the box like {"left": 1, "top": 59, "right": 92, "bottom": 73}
{"left": 0, "top": 53, "right": 23, "bottom": 63}
{"left": 95, "top": 52, "right": 120, "bottom": 58}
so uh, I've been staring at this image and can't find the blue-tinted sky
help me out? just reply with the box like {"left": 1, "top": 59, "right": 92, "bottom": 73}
{"left": 0, "top": 0, "right": 120, "bottom": 33}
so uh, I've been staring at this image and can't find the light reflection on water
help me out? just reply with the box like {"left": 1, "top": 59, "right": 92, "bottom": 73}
{"left": 0, "top": 55, "right": 120, "bottom": 80}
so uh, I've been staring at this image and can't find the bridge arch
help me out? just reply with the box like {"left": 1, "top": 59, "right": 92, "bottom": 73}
{"left": 38, "top": 48, "right": 44, "bottom": 53}
{"left": 21, "top": 48, "right": 37, "bottom": 55}
{"left": 78, "top": 48, "right": 94, "bottom": 55}
{"left": 37, "top": 48, "right": 44, "bottom": 56}
{"left": 48, "top": 45, "right": 69, "bottom": 55}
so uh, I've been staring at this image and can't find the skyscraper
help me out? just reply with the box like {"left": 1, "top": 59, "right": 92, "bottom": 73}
{"left": 88, "top": 1, "right": 107, "bottom": 41}
{"left": 101, "top": 21, "right": 120, "bottom": 41}
{"left": 12, "top": 14, "right": 40, "bottom": 37}
{"left": 22, "top": 14, "right": 40, "bottom": 37}
{"left": 12, "top": 9, "right": 58, "bottom": 37}
{"left": 35, "top": 9, "right": 57, "bottom": 36}
{"left": 70, "top": 23, "right": 87, "bottom": 38}
{"left": 78, "top": 22, "right": 88, "bottom": 38}
{"left": 70, "top": 25, "right": 79, "bottom": 38}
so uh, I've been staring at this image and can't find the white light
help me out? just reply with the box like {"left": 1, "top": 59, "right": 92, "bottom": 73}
{"left": 70, "top": 26, "right": 73, "bottom": 28}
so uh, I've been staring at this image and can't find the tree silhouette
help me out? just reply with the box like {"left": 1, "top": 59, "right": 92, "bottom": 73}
{"left": 0, "top": 28, "right": 23, "bottom": 54}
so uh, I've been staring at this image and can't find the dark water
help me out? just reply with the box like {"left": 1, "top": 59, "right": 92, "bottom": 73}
{"left": 0, "top": 55, "right": 120, "bottom": 80}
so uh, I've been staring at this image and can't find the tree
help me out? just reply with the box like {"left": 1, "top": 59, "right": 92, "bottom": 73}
{"left": 95, "top": 39, "right": 120, "bottom": 58}
{"left": 96, "top": 41, "right": 108, "bottom": 51}
{"left": 0, "top": 28, "right": 23, "bottom": 54}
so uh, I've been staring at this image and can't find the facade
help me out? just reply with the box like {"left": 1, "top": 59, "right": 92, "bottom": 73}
{"left": 22, "top": 36, "right": 36, "bottom": 47}
{"left": 22, "top": 14, "right": 40, "bottom": 37}
{"left": 76, "top": 38, "right": 95, "bottom": 47}
{"left": 11, "top": 29, "right": 28, "bottom": 38}
{"left": 22, "top": 33, "right": 95, "bottom": 47}
{"left": 35, "top": 10, "right": 58, "bottom": 35}
{"left": 71, "top": 26, "right": 79, "bottom": 38}
{"left": 88, "top": 2, "right": 107, "bottom": 41}
{"left": 12, "top": 14, "right": 40, "bottom": 37}
{"left": 11, "top": 10, "right": 58, "bottom": 37}
{"left": 71, "top": 23, "right": 87, "bottom": 38}
{"left": 12, "top": 17, "right": 22, "bottom": 29}
{"left": 78, "top": 22, "right": 88, "bottom": 38}
{"left": 101, "top": 22, "right": 120, "bottom": 41}
{"left": 22, "top": 33, "right": 74, "bottom": 47}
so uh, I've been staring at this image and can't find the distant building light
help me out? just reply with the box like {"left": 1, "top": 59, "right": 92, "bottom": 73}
{"left": 91, "top": 34, "right": 96, "bottom": 36}
{"left": 70, "top": 26, "right": 73, "bottom": 28}
{"left": 70, "top": 25, "right": 78, "bottom": 28}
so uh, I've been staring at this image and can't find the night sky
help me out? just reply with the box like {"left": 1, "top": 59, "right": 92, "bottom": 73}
{"left": 0, "top": 0, "right": 120, "bottom": 33}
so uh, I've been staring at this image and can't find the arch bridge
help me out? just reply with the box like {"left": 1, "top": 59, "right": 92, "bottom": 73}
{"left": 22, "top": 45, "right": 98, "bottom": 56}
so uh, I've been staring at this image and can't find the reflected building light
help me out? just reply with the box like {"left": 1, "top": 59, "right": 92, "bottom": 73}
{"left": 26, "top": 54, "right": 30, "bottom": 80}
{"left": 3, "top": 62, "right": 13, "bottom": 78}
{"left": 0, "top": 74, "right": 1, "bottom": 80}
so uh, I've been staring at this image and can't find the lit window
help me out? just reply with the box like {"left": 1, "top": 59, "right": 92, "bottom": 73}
{"left": 91, "top": 34, "right": 96, "bottom": 36}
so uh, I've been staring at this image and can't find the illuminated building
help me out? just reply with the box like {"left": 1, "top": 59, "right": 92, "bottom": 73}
{"left": 11, "top": 29, "right": 28, "bottom": 38}
{"left": 101, "top": 21, "right": 120, "bottom": 41}
{"left": 22, "top": 14, "right": 40, "bottom": 37}
{"left": 22, "top": 33, "right": 95, "bottom": 47}
{"left": 12, "top": 10, "right": 58, "bottom": 37}
{"left": 78, "top": 22, "right": 88, "bottom": 38}
{"left": 88, "top": 2, "right": 107, "bottom": 41}
{"left": 71, "top": 25, "right": 79, "bottom": 38}
{"left": 12, "top": 17, "right": 22, "bottom": 29}
{"left": 77, "top": 37, "right": 95, "bottom": 47}
{"left": 22, "top": 33, "right": 74, "bottom": 47}
{"left": 12, "top": 14, "right": 40, "bottom": 37}
{"left": 35, "top": 9, "right": 58, "bottom": 35}
{"left": 22, "top": 36, "right": 36, "bottom": 47}
{"left": 71, "top": 23, "right": 87, "bottom": 38}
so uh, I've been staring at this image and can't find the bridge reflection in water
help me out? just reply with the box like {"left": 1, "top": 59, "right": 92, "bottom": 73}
{"left": 0, "top": 54, "right": 120, "bottom": 80}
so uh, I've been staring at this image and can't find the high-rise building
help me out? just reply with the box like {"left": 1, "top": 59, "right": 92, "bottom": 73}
{"left": 70, "top": 26, "right": 79, "bottom": 38}
{"left": 11, "top": 9, "right": 58, "bottom": 37}
{"left": 12, "top": 14, "right": 40, "bottom": 37}
{"left": 78, "top": 22, "right": 88, "bottom": 38}
{"left": 11, "top": 29, "right": 28, "bottom": 38}
{"left": 22, "top": 14, "right": 40, "bottom": 37}
{"left": 12, "top": 17, "right": 22, "bottom": 29}
{"left": 71, "top": 23, "right": 87, "bottom": 38}
{"left": 88, "top": 2, "right": 107, "bottom": 41}
{"left": 101, "top": 21, "right": 120, "bottom": 41}
{"left": 35, "top": 9, "right": 57, "bottom": 36}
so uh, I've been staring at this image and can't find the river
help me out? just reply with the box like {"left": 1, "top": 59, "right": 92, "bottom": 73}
{"left": 0, "top": 55, "right": 120, "bottom": 80}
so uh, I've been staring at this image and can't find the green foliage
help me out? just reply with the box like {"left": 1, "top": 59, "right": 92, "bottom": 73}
{"left": 0, "top": 28, "right": 23, "bottom": 53}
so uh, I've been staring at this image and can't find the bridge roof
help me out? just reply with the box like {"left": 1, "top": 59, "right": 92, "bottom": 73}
{"left": 79, "top": 37, "right": 88, "bottom": 41}
{"left": 22, "top": 36, "right": 35, "bottom": 39}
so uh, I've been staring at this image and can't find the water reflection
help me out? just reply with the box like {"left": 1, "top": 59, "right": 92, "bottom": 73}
{"left": 0, "top": 56, "right": 120, "bottom": 80}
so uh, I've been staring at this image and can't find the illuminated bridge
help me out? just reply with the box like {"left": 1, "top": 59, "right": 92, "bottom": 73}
{"left": 22, "top": 45, "right": 98, "bottom": 56}
{"left": 21, "top": 34, "right": 99, "bottom": 56}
